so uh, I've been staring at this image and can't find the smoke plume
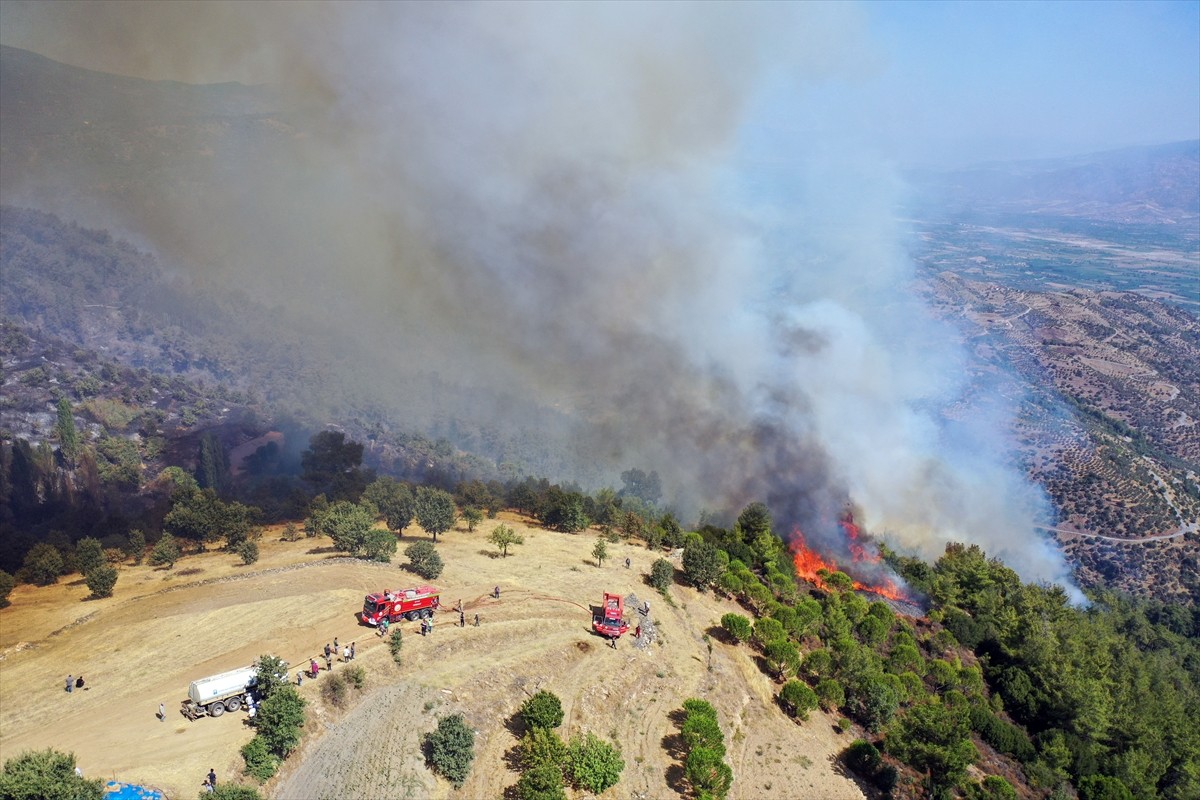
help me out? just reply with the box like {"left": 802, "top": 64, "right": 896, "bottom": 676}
{"left": 0, "top": 2, "right": 1082, "bottom": 597}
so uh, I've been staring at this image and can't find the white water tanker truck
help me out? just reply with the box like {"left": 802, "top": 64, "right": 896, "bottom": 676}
{"left": 180, "top": 661, "right": 287, "bottom": 720}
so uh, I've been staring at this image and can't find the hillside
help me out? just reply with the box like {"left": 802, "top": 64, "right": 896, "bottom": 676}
{"left": 0, "top": 516, "right": 864, "bottom": 800}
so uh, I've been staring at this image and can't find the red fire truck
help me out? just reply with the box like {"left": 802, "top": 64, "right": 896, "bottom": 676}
{"left": 361, "top": 585, "right": 441, "bottom": 625}
{"left": 592, "top": 592, "right": 630, "bottom": 638}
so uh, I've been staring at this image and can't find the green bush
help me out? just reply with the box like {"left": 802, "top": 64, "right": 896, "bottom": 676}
{"left": 404, "top": 541, "right": 444, "bottom": 580}
{"left": 125, "top": 530, "right": 146, "bottom": 564}
{"left": 565, "top": 732, "right": 623, "bottom": 794}
{"left": 681, "top": 713, "right": 725, "bottom": 755}
{"left": 425, "top": 713, "right": 475, "bottom": 788}
{"left": 649, "top": 558, "right": 674, "bottom": 592}
{"left": 779, "top": 680, "right": 819, "bottom": 721}
{"left": 240, "top": 735, "right": 279, "bottom": 782}
{"left": 84, "top": 564, "right": 118, "bottom": 599}
{"left": 519, "top": 690, "right": 564, "bottom": 731}
{"left": 254, "top": 686, "right": 306, "bottom": 757}
{"left": 0, "top": 570, "right": 14, "bottom": 608}
{"left": 363, "top": 528, "right": 397, "bottom": 562}
{"left": 720, "top": 613, "right": 752, "bottom": 643}
{"left": 519, "top": 727, "right": 568, "bottom": 770}
{"left": 344, "top": 664, "right": 366, "bottom": 690}
{"left": 149, "top": 534, "right": 181, "bottom": 569}
{"left": 0, "top": 748, "right": 103, "bottom": 800}
{"left": 75, "top": 537, "right": 105, "bottom": 577}
{"left": 682, "top": 698, "right": 717, "bottom": 720}
{"left": 816, "top": 679, "right": 845, "bottom": 711}
{"left": 209, "top": 786, "right": 264, "bottom": 800}
{"left": 19, "top": 544, "right": 64, "bottom": 586}
{"left": 515, "top": 761, "right": 566, "bottom": 800}
{"left": 388, "top": 628, "right": 403, "bottom": 664}
{"left": 1077, "top": 775, "right": 1134, "bottom": 800}
{"left": 844, "top": 739, "right": 881, "bottom": 776}
{"left": 237, "top": 540, "right": 260, "bottom": 565}
{"left": 685, "top": 746, "right": 733, "bottom": 799}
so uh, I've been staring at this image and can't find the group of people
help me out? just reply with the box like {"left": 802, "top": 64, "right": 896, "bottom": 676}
{"left": 64, "top": 674, "right": 84, "bottom": 693}
{"left": 306, "top": 638, "right": 356, "bottom": 679}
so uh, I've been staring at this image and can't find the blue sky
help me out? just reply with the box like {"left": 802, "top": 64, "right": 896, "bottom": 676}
{"left": 751, "top": 0, "right": 1200, "bottom": 167}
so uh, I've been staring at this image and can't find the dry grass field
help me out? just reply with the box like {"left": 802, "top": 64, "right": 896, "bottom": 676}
{"left": 0, "top": 515, "right": 864, "bottom": 800}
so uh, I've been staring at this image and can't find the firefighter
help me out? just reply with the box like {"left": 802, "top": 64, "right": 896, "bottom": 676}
{"left": 493, "top": 585, "right": 500, "bottom": 599}
{"left": 474, "top": 613, "right": 480, "bottom": 627}
{"left": 459, "top": 610, "right": 465, "bottom": 628}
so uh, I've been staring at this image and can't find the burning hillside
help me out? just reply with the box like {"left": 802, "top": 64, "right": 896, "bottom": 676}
{"left": 790, "top": 513, "right": 920, "bottom": 609}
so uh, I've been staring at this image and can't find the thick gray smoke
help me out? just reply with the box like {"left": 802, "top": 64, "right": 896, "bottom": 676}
{"left": 0, "top": 2, "right": 1082, "bottom": 597}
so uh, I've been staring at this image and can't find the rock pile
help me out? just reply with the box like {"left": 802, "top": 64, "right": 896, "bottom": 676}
{"left": 625, "top": 593, "right": 656, "bottom": 650}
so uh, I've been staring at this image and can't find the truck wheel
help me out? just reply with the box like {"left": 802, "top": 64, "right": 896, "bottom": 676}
{"left": 402, "top": 611, "right": 415, "bottom": 621}
{"left": 421, "top": 608, "right": 433, "bottom": 619}
{"left": 225, "top": 696, "right": 242, "bottom": 712}
{"left": 209, "top": 702, "right": 225, "bottom": 718}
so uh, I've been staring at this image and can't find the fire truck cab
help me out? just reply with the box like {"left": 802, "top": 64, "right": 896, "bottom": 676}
{"left": 362, "top": 585, "right": 440, "bottom": 625}
{"left": 592, "top": 592, "right": 630, "bottom": 638}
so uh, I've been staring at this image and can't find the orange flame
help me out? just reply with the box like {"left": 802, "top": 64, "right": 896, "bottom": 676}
{"left": 840, "top": 512, "right": 880, "bottom": 564}
{"left": 790, "top": 529, "right": 911, "bottom": 603}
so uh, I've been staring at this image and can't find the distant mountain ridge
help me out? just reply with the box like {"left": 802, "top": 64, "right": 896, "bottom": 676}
{"left": 912, "top": 140, "right": 1200, "bottom": 225}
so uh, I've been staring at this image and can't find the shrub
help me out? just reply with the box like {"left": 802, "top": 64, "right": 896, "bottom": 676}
{"left": 149, "top": 534, "right": 181, "bottom": 569}
{"left": 515, "top": 761, "right": 566, "bottom": 800}
{"left": 566, "top": 732, "right": 624, "bottom": 794}
{"left": 0, "top": 570, "right": 14, "bottom": 608}
{"left": 362, "top": 528, "right": 397, "bottom": 562}
{"left": 343, "top": 664, "right": 366, "bottom": 690}
{"left": 254, "top": 686, "right": 306, "bottom": 757}
{"left": 1076, "top": 774, "right": 1134, "bottom": 800}
{"left": 0, "top": 748, "right": 103, "bottom": 800}
{"left": 720, "top": 613, "right": 752, "bottom": 643}
{"left": 816, "top": 679, "right": 846, "bottom": 711}
{"left": 425, "top": 713, "right": 475, "bottom": 788}
{"left": 519, "top": 690, "right": 564, "bottom": 731}
{"left": 240, "top": 735, "right": 279, "bottom": 782}
{"left": 681, "top": 713, "right": 725, "bottom": 755}
{"left": 210, "top": 786, "right": 264, "bottom": 800}
{"left": 84, "top": 564, "right": 118, "bottom": 599}
{"left": 685, "top": 746, "right": 733, "bottom": 799}
{"left": 125, "top": 529, "right": 146, "bottom": 564}
{"left": 649, "top": 558, "right": 674, "bottom": 592}
{"left": 19, "top": 544, "right": 64, "bottom": 586}
{"left": 237, "top": 540, "right": 260, "bottom": 565}
{"left": 844, "top": 739, "right": 881, "bottom": 776}
{"left": 682, "top": 698, "right": 718, "bottom": 720}
{"left": 388, "top": 628, "right": 403, "bottom": 664}
{"left": 519, "top": 727, "right": 568, "bottom": 771}
{"left": 404, "top": 541, "right": 444, "bottom": 580}
{"left": 75, "top": 538, "right": 106, "bottom": 577}
{"left": 322, "top": 673, "right": 349, "bottom": 708}
{"left": 253, "top": 655, "right": 290, "bottom": 701}
{"left": 779, "top": 680, "right": 819, "bottom": 721}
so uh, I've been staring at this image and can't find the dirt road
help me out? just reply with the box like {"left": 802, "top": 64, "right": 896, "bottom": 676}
{"left": 1, "top": 516, "right": 864, "bottom": 799}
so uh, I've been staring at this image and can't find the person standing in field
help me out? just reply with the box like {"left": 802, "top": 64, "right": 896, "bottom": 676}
{"left": 158, "top": 702, "right": 165, "bottom": 721}
{"left": 66, "top": 675, "right": 73, "bottom": 693}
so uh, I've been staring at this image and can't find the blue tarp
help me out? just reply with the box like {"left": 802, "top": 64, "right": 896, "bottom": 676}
{"left": 104, "top": 781, "right": 166, "bottom": 800}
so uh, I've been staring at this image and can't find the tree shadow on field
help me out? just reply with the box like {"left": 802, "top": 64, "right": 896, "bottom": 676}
{"left": 478, "top": 549, "right": 503, "bottom": 560}
{"left": 664, "top": 763, "right": 689, "bottom": 796}
{"left": 306, "top": 545, "right": 340, "bottom": 555}
{"left": 705, "top": 625, "right": 737, "bottom": 646}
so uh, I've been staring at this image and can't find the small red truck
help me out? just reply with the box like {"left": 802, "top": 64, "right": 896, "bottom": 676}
{"left": 361, "top": 585, "right": 441, "bottom": 625}
{"left": 592, "top": 592, "right": 630, "bottom": 638}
